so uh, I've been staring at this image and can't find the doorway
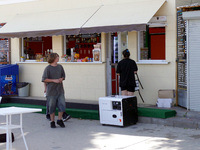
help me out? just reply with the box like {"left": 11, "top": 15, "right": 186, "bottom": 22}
{"left": 106, "top": 32, "right": 128, "bottom": 96}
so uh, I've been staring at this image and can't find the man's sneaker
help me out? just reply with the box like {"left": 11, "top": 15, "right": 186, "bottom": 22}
{"left": 57, "top": 120, "right": 65, "bottom": 128}
{"left": 62, "top": 114, "right": 71, "bottom": 122}
{"left": 50, "top": 121, "right": 56, "bottom": 128}
{"left": 46, "top": 114, "right": 51, "bottom": 121}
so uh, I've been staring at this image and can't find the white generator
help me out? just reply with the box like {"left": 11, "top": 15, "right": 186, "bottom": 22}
{"left": 99, "top": 95, "right": 138, "bottom": 127}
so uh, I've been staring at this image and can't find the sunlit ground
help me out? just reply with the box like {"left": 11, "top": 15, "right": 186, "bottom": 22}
{"left": 1, "top": 113, "right": 200, "bottom": 150}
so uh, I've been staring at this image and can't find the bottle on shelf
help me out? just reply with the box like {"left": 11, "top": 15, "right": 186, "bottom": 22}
{"left": 71, "top": 48, "right": 74, "bottom": 62}
{"left": 26, "top": 54, "right": 29, "bottom": 60}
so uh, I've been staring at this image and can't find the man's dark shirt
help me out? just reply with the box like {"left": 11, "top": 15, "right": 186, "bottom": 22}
{"left": 116, "top": 58, "right": 138, "bottom": 87}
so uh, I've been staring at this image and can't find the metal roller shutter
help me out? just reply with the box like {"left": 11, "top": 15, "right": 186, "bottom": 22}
{"left": 188, "top": 19, "right": 200, "bottom": 111}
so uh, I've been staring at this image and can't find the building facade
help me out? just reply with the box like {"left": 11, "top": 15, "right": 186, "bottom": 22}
{"left": 0, "top": 0, "right": 177, "bottom": 105}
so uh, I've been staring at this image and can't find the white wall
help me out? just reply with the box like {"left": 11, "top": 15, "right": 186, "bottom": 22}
{"left": 17, "top": 63, "right": 106, "bottom": 102}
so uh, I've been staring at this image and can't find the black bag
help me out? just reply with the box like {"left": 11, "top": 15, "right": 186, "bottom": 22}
{"left": 0, "top": 133, "right": 15, "bottom": 143}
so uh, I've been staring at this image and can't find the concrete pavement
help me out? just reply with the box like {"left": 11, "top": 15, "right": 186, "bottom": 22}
{"left": 139, "top": 105, "right": 200, "bottom": 129}
{"left": 1, "top": 113, "right": 200, "bottom": 150}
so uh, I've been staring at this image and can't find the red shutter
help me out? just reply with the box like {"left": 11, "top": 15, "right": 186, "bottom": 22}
{"left": 149, "top": 28, "right": 165, "bottom": 60}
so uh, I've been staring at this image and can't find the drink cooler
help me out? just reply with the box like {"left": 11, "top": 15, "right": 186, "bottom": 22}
{"left": 0, "top": 65, "right": 19, "bottom": 96}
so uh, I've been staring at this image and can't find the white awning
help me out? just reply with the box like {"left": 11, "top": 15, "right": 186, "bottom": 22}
{"left": 0, "top": 0, "right": 166, "bottom": 38}
{"left": 0, "top": 6, "right": 101, "bottom": 37}
{"left": 81, "top": 0, "right": 166, "bottom": 33}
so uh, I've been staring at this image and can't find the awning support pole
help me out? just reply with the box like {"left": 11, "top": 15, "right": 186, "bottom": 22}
{"left": 21, "top": 38, "right": 24, "bottom": 57}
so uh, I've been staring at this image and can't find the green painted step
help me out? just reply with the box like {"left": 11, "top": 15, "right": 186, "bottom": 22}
{"left": 0, "top": 103, "right": 99, "bottom": 120}
{"left": 138, "top": 107, "right": 176, "bottom": 119}
{"left": 0, "top": 103, "right": 176, "bottom": 120}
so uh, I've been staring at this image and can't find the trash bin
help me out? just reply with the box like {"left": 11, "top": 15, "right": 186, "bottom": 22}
{"left": 17, "top": 82, "right": 30, "bottom": 97}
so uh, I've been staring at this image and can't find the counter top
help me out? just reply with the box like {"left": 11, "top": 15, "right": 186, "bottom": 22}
{"left": 16, "top": 61, "right": 103, "bottom": 64}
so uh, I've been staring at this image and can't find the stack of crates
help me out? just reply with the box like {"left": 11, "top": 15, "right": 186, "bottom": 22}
{"left": 0, "top": 64, "right": 19, "bottom": 96}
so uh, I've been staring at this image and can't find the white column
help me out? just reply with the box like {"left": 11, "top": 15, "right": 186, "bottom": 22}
{"left": 63, "top": 36, "right": 66, "bottom": 55}
{"left": 21, "top": 38, "right": 24, "bottom": 57}
{"left": 101, "top": 32, "right": 106, "bottom": 62}
{"left": 117, "top": 32, "right": 122, "bottom": 95}
{"left": 52, "top": 35, "right": 64, "bottom": 57}
{"left": 106, "top": 33, "right": 112, "bottom": 96}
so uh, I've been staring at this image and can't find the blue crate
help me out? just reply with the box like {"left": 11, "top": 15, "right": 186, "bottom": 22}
{"left": 0, "top": 64, "right": 19, "bottom": 96}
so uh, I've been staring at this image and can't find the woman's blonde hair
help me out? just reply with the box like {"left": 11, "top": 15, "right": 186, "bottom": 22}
{"left": 47, "top": 53, "right": 59, "bottom": 63}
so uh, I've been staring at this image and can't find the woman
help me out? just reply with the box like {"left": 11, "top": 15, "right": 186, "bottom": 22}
{"left": 116, "top": 49, "right": 138, "bottom": 96}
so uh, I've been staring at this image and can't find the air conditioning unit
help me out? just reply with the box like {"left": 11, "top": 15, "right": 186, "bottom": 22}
{"left": 149, "top": 16, "right": 167, "bottom": 23}
{"left": 99, "top": 95, "right": 138, "bottom": 127}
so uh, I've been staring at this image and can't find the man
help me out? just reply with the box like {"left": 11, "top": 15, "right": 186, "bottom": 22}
{"left": 116, "top": 49, "right": 138, "bottom": 96}
{"left": 44, "top": 82, "right": 71, "bottom": 122}
{"left": 42, "top": 53, "right": 67, "bottom": 128}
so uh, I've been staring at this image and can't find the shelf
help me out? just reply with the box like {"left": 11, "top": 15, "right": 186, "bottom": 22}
{"left": 76, "top": 47, "right": 94, "bottom": 50}
{"left": 0, "top": 124, "right": 21, "bottom": 130}
{"left": 77, "top": 43, "right": 96, "bottom": 45}
{"left": 16, "top": 61, "right": 103, "bottom": 64}
{"left": 0, "top": 62, "right": 8, "bottom": 64}
{"left": 25, "top": 40, "right": 44, "bottom": 43}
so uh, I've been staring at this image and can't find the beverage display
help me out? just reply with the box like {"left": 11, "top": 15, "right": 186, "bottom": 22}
{"left": 65, "top": 34, "right": 101, "bottom": 62}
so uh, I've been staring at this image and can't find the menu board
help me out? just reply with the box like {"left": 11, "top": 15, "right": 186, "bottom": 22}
{"left": 177, "top": 10, "right": 187, "bottom": 89}
{"left": 0, "top": 38, "right": 9, "bottom": 63}
{"left": 0, "top": 23, "right": 9, "bottom": 63}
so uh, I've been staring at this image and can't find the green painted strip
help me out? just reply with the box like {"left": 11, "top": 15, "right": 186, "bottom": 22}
{"left": 0, "top": 103, "right": 176, "bottom": 119}
{"left": 0, "top": 103, "right": 99, "bottom": 120}
{"left": 138, "top": 107, "right": 176, "bottom": 119}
